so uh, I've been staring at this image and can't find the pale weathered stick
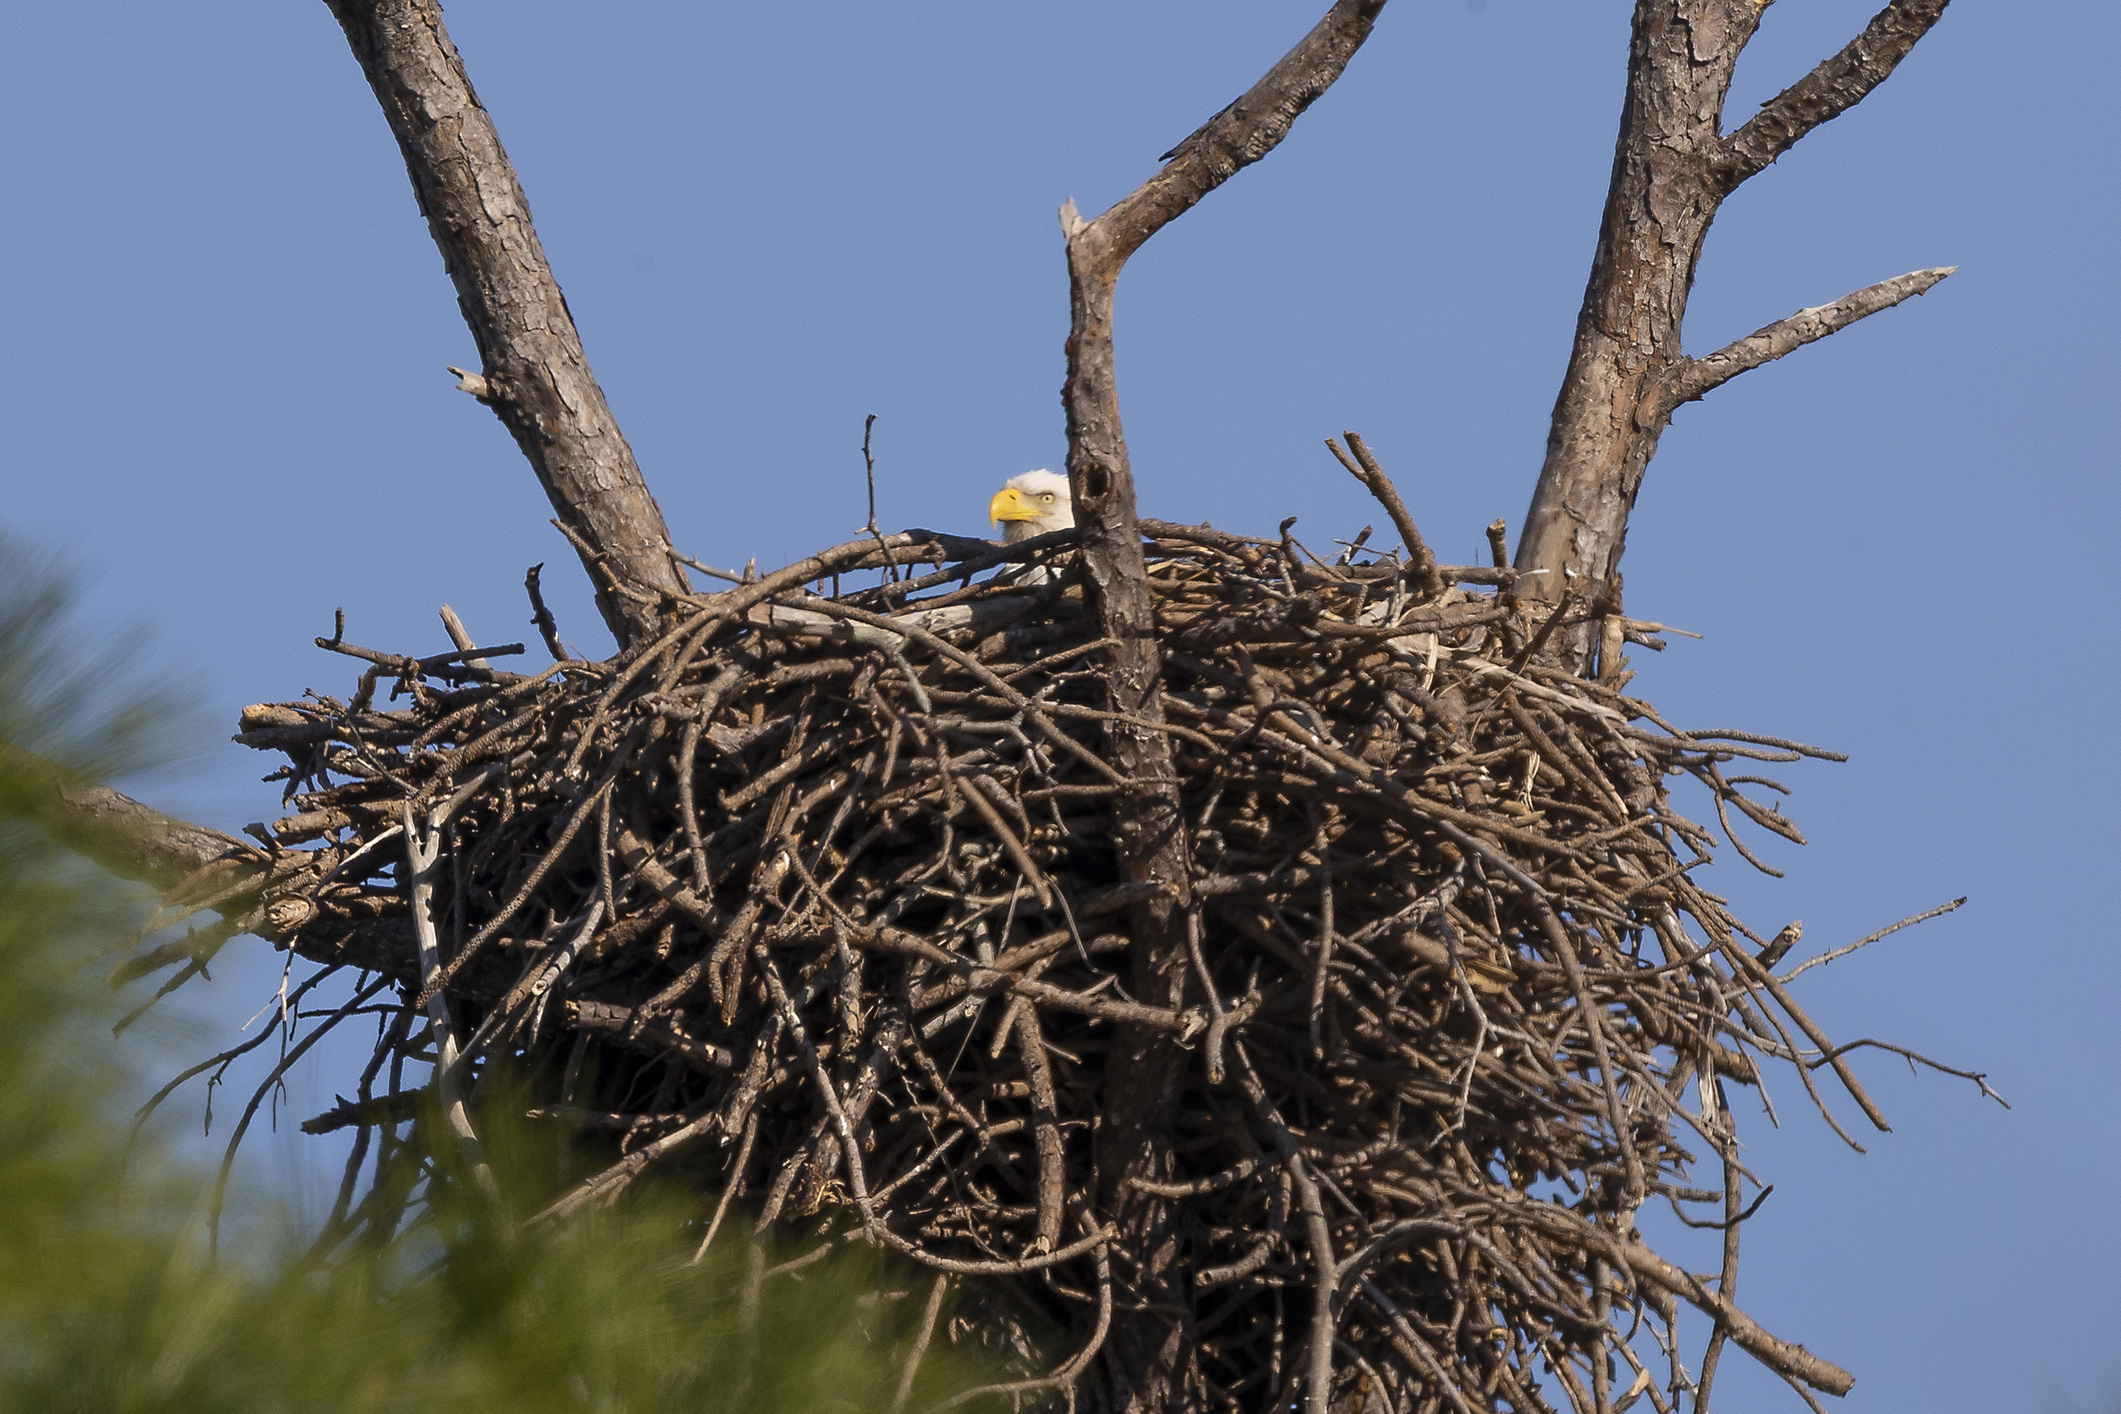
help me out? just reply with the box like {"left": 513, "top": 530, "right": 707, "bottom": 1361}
{"left": 403, "top": 801, "right": 497, "bottom": 1198}
{"left": 438, "top": 604, "right": 490, "bottom": 672}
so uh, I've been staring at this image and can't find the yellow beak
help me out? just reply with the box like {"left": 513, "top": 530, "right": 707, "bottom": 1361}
{"left": 988, "top": 487, "right": 1038, "bottom": 526}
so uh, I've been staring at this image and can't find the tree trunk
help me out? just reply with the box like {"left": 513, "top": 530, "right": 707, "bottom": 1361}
{"left": 1057, "top": 4, "right": 1389, "bottom": 1406}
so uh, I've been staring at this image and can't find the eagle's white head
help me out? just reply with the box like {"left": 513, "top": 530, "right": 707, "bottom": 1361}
{"left": 987, "top": 469, "right": 1074, "bottom": 543}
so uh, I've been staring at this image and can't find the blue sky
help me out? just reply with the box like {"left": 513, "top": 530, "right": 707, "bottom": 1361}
{"left": 4, "top": 4, "right": 2116, "bottom": 1409}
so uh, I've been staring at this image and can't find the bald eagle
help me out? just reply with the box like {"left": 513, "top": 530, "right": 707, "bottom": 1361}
{"left": 985, "top": 470, "right": 1075, "bottom": 586}
{"left": 987, "top": 469, "right": 1075, "bottom": 541}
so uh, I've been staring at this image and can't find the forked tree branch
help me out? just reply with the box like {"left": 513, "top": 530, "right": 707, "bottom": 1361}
{"left": 1646, "top": 266, "right": 1955, "bottom": 420}
{"left": 1059, "top": 0, "right": 1391, "bottom": 791}
{"left": 1054, "top": 3, "right": 1388, "bottom": 1405}
{"left": 322, "top": 0, "right": 688, "bottom": 650}
{"left": 1057, "top": 0, "right": 1390, "bottom": 963}
{"left": 1515, "top": 0, "right": 1955, "bottom": 665}
{"left": 1328, "top": 432, "right": 1444, "bottom": 600}
{"left": 1060, "top": 0, "right": 1389, "bottom": 568}
{"left": 1715, "top": 0, "right": 1953, "bottom": 193}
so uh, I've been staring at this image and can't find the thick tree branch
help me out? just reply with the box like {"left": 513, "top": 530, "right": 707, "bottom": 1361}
{"left": 322, "top": 0, "right": 687, "bottom": 649}
{"left": 1515, "top": 0, "right": 1767, "bottom": 627}
{"left": 1055, "top": 4, "right": 1388, "bottom": 1406}
{"left": 1715, "top": 0, "right": 1953, "bottom": 193}
{"left": 1060, "top": 0, "right": 1392, "bottom": 863}
{"left": 1058, "top": 0, "right": 1392, "bottom": 1024}
{"left": 1646, "top": 266, "right": 1954, "bottom": 420}
{"left": 1073, "top": 0, "right": 1390, "bottom": 272}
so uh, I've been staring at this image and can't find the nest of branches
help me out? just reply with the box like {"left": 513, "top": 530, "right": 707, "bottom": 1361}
{"left": 173, "top": 486, "right": 1994, "bottom": 1414}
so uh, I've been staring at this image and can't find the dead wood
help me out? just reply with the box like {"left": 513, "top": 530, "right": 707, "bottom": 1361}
{"left": 9, "top": 7, "right": 1989, "bottom": 1411}
{"left": 1056, "top": 5, "right": 1389, "bottom": 1403}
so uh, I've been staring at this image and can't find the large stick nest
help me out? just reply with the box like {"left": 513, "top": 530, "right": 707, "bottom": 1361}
{"left": 181, "top": 510, "right": 1993, "bottom": 1414}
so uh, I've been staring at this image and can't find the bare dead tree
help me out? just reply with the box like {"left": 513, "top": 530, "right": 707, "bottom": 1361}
{"left": 1515, "top": 0, "right": 1955, "bottom": 666}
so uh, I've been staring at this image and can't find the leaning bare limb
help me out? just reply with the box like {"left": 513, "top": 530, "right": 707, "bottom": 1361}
{"left": 1646, "top": 267, "right": 1956, "bottom": 420}
{"left": 1514, "top": 0, "right": 1956, "bottom": 657}
{"left": 322, "top": 0, "right": 688, "bottom": 648}
{"left": 1063, "top": 0, "right": 1389, "bottom": 271}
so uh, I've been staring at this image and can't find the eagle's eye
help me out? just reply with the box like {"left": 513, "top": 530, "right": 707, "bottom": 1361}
{"left": 1039, "top": 492, "right": 1057, "bottom": 503}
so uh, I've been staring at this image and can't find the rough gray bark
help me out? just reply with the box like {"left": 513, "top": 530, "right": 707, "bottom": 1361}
{"left": 1515, "top": 0, "right": 1953, "bottom": 660}
{"left": 1056, "top": 3, "right": 1390, "bottom": 1408}
{"left": 323, "top": 0, "right": 688, "bottom": 650}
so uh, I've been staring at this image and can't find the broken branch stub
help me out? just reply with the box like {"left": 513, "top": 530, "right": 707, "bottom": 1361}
{"left": 323, "top": 0, "right": 688, "bottom": 649}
